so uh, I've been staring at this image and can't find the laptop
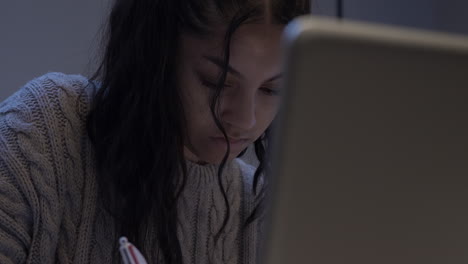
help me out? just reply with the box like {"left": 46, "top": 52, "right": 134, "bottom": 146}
{"left": 262, "top": 16, "right": 468, "bottom": 264}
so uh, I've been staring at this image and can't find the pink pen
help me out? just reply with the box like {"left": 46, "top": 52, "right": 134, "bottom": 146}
{"left": 119, "top": 237, "right": 148, "bottom": 264}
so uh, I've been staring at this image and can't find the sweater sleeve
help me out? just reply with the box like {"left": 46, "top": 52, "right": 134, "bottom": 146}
{"left": 0, "top": 73, "right": 95, "bottom": 263}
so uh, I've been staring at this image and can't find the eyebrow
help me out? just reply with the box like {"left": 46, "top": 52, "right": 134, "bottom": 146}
{"left": 203, "top": 55, "right": 283, "bottom": 83}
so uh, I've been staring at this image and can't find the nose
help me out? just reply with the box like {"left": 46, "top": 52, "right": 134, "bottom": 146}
{"left": 220, "top": 91, "right": 256, "bottom": 131}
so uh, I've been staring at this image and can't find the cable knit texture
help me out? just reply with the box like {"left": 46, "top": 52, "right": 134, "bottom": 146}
{"left": 0, "top": 72, "right": 262, "bottom": 264}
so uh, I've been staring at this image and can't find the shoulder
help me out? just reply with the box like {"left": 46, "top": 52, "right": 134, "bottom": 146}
{"left": 23, "top": 72, "right": 93, "bottom": 95}
{"left": 1, "top": 72, "right": 97, "bottom": 140}
{"left": 0, "top": 70, "right": 97, "bottom": 180}
{"left": 0, "top": 72, "right": 98, "bottom": 262}
{"left": 0, "top": 72, "right": 97, "bottom": 195}
{"left": 5, "top": 72, "right": 95, "bottom": 111}
{"left": 1, "top": 72, "right": 96, "bottom": 120}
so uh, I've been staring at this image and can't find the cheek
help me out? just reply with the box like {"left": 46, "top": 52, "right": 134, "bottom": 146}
{"left": 256, "top": 97, "right": 281, "bottom": 131}
{"left": 180, "top": 69, "right": 211, "bottom": 119}
{"left": 184, "top": 98, "right": 212, "bottom": 136}
{"left": 179, "top": 86, "right": 212, "bottom": 143}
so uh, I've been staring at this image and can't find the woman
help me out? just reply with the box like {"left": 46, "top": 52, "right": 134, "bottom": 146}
{"left": 0, "top": 0, "right": 309, "bottom": 263}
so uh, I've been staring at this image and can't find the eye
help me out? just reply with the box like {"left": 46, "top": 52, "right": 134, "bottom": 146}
{"left": 200, "top": 79, "right": 217, "bottom": 89}
{"left": 260, "top": 87, "right": 280, "bottom": 96}
{"left": 200, "top": 78, "right": 232, "bottom": 89}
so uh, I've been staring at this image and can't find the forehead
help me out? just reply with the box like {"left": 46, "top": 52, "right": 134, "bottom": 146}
{"left": 179, "top": 23, "right": 285, "bottom": 62}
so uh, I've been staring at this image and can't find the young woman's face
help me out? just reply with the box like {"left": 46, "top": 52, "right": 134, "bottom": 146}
{"left": 177, "top": 23, "right": 284, "bottom": 165}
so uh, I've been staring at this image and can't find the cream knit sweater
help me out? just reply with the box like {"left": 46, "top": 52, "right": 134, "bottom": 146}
{"left": 0, "top": 73, "right": 262, "bottom": 264}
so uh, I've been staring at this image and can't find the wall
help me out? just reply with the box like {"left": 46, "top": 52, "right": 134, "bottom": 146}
{"left": 313, "top": 0, "right": 468, "bottom": 35}
{"left": 0, "top": 1, "right": 109, "bottom": 101}
{"left": 1, "top": 1, "right": 467, "bottom": 101}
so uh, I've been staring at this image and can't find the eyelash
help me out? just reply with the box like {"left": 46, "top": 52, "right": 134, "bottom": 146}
{"left": 261, "top": 87, "right": 280, "bottom": 96}
{"left": 200, "top": 78, "right": 280, "bottom": 96}
{"left": 200, "top": 79, "right": 230, "bottom": 89}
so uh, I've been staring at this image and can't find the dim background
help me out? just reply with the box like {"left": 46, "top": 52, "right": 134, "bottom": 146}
{"left": 1, "top": 0, "right": 468, "bottom": 102}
